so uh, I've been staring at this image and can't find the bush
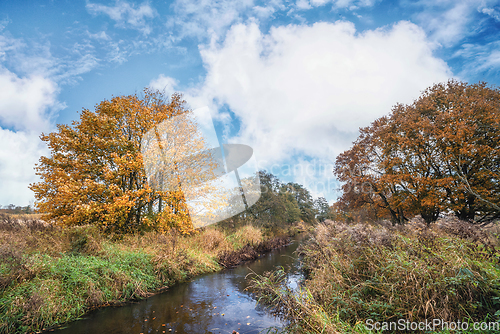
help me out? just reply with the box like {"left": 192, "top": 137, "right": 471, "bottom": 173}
{"left": 228, "top": 225, "right": 263, "bottom": 249}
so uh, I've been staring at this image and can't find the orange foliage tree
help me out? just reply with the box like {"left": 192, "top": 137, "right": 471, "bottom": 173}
{"left": 30, "top": 89, "right": 207, "bottom": 233}
{"left": 334, "top": 80, "right": 500, "bottom": 225}
{"left": 334, "top": 116, "right": 411, "bottom": 224}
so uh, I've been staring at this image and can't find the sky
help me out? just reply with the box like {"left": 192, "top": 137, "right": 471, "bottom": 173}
{"left": 0, "top": 0, "right": 499, "bottom": 206}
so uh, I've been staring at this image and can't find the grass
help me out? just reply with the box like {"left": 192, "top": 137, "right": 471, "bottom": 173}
{"left": 249, "top": 218, "right": 500, "bottom": 334}
{"left": 0, "top": 214, "right": 296, "bottom": 333}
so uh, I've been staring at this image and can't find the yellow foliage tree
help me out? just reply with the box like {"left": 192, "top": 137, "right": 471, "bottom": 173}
{"left": 30, "top": 89, "right": 215, "bottom": 233}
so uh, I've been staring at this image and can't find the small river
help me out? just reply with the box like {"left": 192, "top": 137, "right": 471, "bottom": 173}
{"left": 53, "top": 235, "right": 305, "bottom": 334}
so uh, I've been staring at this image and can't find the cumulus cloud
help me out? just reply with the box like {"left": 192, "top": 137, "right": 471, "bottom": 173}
{"left": 179, "top": 21, "right": 452, "bottom": 200}
{"left": 86, "top": 0, "right": 157, "bottom": 35}
{"left": 0, "top": 68, "right": 60, "bottom": 206}
{"left": 0, "top": 129, "right": 49, "bottom": 206}
{"left": 187, "top": 21, "right": 451, "bottom": 168}
{"left": 0, "top": 68, "right": 59, "bottom": 133}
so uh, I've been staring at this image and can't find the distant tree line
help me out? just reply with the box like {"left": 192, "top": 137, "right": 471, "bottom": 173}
{"left": 334, "top": 80, "right": 500, "bottom": 225}
{"left": 0, "top": 204, "right": 34, "bottom": 214}
{"left": 226, "top": 170, "right": 332, "bottom": 229}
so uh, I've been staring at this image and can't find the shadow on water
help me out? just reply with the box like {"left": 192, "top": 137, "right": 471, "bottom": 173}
{"left": 52, "top": 235, "right": 305, "bottom": 334}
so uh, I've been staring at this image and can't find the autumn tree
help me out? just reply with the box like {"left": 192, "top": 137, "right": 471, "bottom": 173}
{"left": 30, "top": 89, "right": 214, "bottom": 233}
{"left": 382, "top": 103, "right": 451, "bottom": 224}
{"left": 415, "top": 81, "right": 500, "bottom": 222}
{"left": 334, "top": 116, "right": 411, "bottom": 224}
{"left": 334, "top": 80, "right": 500, "bottom": 225}
{"left": 313, "top": 197, "right": 330, "bottom": 222}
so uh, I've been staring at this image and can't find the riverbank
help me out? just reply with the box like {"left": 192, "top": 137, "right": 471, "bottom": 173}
{"left": 0, "top": 217, "right": 300, "bottom": 334}
{"left": 250, "top": 218, "right": 500, "bottom": 334}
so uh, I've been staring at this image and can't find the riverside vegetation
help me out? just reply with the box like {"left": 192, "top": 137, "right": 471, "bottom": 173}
{"left": 250, "top": 218, "right": 500, "bottom": 333}
{"left": 0, "top": 213, "right": 302, "bottom": 334}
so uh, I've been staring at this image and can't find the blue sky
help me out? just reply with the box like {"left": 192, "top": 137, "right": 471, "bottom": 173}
{"left": 1, "top": 0, "right": 499, "bottom": 206}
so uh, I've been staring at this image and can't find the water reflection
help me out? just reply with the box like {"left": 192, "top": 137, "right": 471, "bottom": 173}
{"left": 52, "top": 237, "right": 304, "bottom": 334}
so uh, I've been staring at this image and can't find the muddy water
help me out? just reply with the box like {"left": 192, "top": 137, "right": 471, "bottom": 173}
{"left": 53, "top": 236, "right": 304, "bottom": 334}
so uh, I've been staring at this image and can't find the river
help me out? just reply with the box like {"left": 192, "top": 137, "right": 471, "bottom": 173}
{"left": 52, "top": 235, "right": 304, "bottom": 334}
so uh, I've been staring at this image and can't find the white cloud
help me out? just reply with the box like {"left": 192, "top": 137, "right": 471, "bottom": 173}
{"left": 0, "top": 68, "right": 59, "bottom": 133}
{"left": 0, "top": 26, "right": 103, "bottom": 206}
{"left": 267, "top": 157, "right": 340, "bottom": 201}
{"left": 454, "top": 41, "right": 500, "bottom": 74}
{"left": 0, "top": 68, "right": 60, "bottom": 206}
{"left": 87, "top": 30, "right": 111, "bottom": 41}
{"left": 412, "top": 0, "right": 500, "bottom": 47}
{"left": 86, "top": 0, "right": 157, "bottom": 35}
{"left": 183, "top": 21, "right": 451, "bottom": 198}
{"left": 481, "top": 50, "right": 500, "bottom": 70}
{"left": 0, "top": 28, "right": 99, "bottom": 84}
{"left": 296, "top": 0, "right": 377, "bottom": 10}
{"left": 481, "top": 6, "right": 500, "bottom": 21}
{"left": 56, "top": 53, "right": 100, "bottom": 85}
{"left": 253, "top": 5, "right": 276, "bottom": 19}
{"left": 296, "top": 0, "right": 312, "bottom": 9}
{"left": 0, "top": 18, "right": 9, "bottom": 31}
{"left": 168, "top": 0, "right": 287, "bottom": 41}
{"left": 149, "top": 74, "right": 179, "bottom": 97}
{"left": 415, "top": 1, "right": 474, "bottom": 47}
{"left": 168, "top": 0, "right": 255, "bottom": 40}
{"left": 106, "top": 40, "right": 128, "bottom": 64}
{"left": 0, "top": 129, "right": 49, "bottom": 206}
{"left": 394, "top": 0, "right": 500, "bottom": 83}
{"left": 0, "top": 32, "right": 24, "bottom": 62}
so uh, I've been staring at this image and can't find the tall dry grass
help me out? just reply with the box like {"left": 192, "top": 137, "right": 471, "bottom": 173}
{"left": 250, "top": 219, "right": 500, "bottom": 333}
